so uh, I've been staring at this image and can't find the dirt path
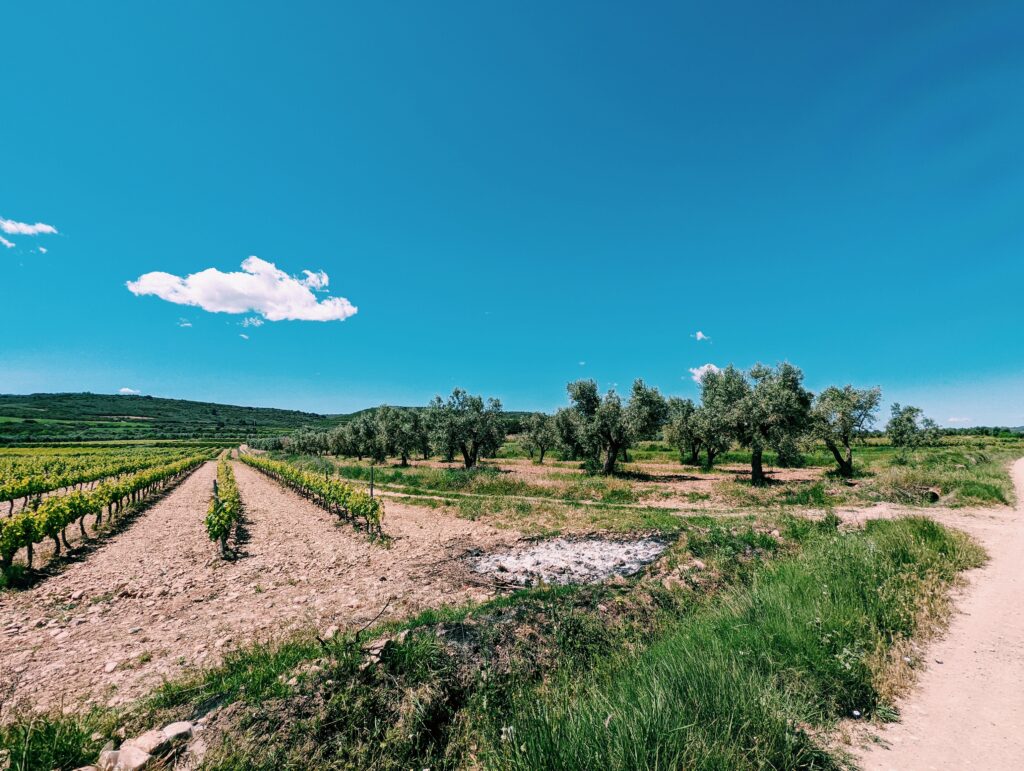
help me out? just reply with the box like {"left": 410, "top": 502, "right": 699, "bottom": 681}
{"left": 854, "top": 458, "right": 1024, "bottom": 770}
{"left": 0, "top": 461, "right": 515, "bottom": 717}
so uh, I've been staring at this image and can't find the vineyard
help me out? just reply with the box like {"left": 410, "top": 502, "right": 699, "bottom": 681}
{"left": 0, "top": 445, "right": 215, "bottom": 514}
{"left": 0, "top": 445, "right": 218, "bottom": 574}
{"left": 239, "top": 452, "right": 385, "bottom": 537}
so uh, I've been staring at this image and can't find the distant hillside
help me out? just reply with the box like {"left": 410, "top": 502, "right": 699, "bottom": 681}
{"left": 0, "top": 393, "right": 336, "bottom": 444}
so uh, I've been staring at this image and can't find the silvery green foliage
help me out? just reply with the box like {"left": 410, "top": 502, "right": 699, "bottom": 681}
{"left": 886, "top": 403, "right": 923, "bottom": 449}
{"left": 703, "top": 363, "right": 812, "bottom": 483}
{"left": 521, "top": 412, "right": 557, "bottom": 463}
{"left": 427, "top": 389, "right": 505, "bottom": 468}
{"left": 564, "top": 379, "right": 668, "bottom": 474}
{"left": 665, "top": 397, "right": 700, "bottom": 463}
{"left": 374, "top": 405, "right": 423, "bottom": 466}
{"left": 812, "top": 385, "right": 881, "bottom": 476}
{"left": 887, "top": 403, "right": 942, "bottom": 449}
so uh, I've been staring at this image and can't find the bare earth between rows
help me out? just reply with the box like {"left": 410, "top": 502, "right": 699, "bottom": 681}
{"left": 0, "top": 460, "right": 515, "bottom": 715}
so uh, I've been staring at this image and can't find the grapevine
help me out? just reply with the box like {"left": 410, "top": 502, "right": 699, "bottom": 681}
{"left": 239, "top": 453, "right": 384, "bottom": 537}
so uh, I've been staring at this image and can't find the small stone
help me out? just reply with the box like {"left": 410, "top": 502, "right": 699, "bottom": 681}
{"left": 104, "top": 661, "right": 118, "bottom": 673}
{"left": 114, "top": 744, "right": 152, "bottom": 770}
{"left": 123, "top": 728, "right": 168, "bottom": 756}
{"left": 692, "top": 559, "right": 706, "bottom": 571}
{"left": 71, "top": 589, "right": 85, "bottom": 601}
{"left": 97, "top": 749, "right": 119, "bottom": 771}
{"left": 161, "top": 721, "right": 193, "bottom": 743}
{"left": 321, "top": 625, "right": 339, "bottom": 640}
{"left": 935, "top": 658, "right": 944, "bottom": 664}
{"left": 214, "top": 637, "right": 231, "bottom": 649}
{"left": 129, "top": 627, "right": 141, "bottom": 634}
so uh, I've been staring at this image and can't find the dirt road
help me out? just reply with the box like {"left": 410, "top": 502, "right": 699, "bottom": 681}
{"left": 0, "top": 460, "right": 514, "bottom": 716}
{"left": 856, "top": 458, "right": 1024, "bottom": 770}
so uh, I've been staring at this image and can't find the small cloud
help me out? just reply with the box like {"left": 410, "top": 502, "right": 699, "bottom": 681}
{"left": 241, "top": 316, "right": 264, "bottom": 328}
{"left": 239, "top": 333, "right": 250, "bottom": 340}
{"left": 691, "top": 330, "right": 710, "bottom": 342}
{"left": 0, "top": 216, "right": 58, "bottom": 235}
{"left": 177, "top": 318, "right": 192, "bottom": 328}
{"left": 126, "top": 256, "right": 358, "bottom": 322}
{"left": 947, "top": 417, "right": 970, "bottom": 424}
{"left": 38, "top": 246, "right": 47, "bottom": 254}
{"left": 578, "top": 361, "right": 586, "bottom": 366}
{"left": 118, "top": 387, "right": 141, "bottom": 395}
{"left": 688, "top": 363, "right": 721, "bottom": 383}
{"left": 0, "top": 236, "right": 14, "bottom": 249}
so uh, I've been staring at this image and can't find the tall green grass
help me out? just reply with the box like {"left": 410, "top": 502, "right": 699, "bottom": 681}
{"left": 493, "top": 517, "right": 984, "bottom": 770}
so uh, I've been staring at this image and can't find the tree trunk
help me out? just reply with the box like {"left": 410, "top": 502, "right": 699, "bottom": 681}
{"left": 602, "top": 445, "right": 618, "bottom": 475}
{"left": 706, "top": 447, "right": 718, "bottom": 468}
{"left": 462, "top": 445, "right": 477, "bottom": 469}
{"left": 688, "top": 447, "right": 700, "bottom": 465}
{"left": 400, "top": 452, "right": 408, "bottom": 467}
{"left": 538, "top": 447, "right": 546, "bottom": 464}
{"left": 827, "top": 441, "right": 853, "bottom": 477}
{"left": 751, "top": 447, "right": 765, "bottom": 485}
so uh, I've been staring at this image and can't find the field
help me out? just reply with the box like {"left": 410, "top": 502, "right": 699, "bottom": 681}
{"left": 1, "top": 425, "right": 1022, "bottom": 770}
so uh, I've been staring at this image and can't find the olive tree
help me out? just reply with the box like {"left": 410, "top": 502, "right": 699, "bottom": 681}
{"left": 564, "top": 379, "right": 668, "bottom": 474}
{"left": 693, "top": 405, "right": 731, "bottom": 468}
{"left": 664, "top": 397, "right": 701, "bottom": 464}
{"left": 374, "top": 406, "right": 423, "bottom": 466}
{"left": 708, "top": 363, "right": 812, "bottom": 484}
{"left": 427, "top": 389, "right": 505, "bottom": 468}
{"left": 521, "top": 412, "right": 557, "bottom": 463}
{"left": 811, "top": 385, "right": 881, "bottom": 477}
{"left": 887, "top": 404, "right": 941, "bottom": 451}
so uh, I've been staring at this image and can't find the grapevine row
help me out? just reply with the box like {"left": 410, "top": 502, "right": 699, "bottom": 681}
{"left": 239, "top": 453, "right": 384, "bottom": 537}
{"left": 0, "top": 451, "right": 215, "bottom": 572}
{"left": 205, "top": 455, "right": 242, "bottom": 557}
{"left": 1, "top": 448, "right": 205, "bottom": 512}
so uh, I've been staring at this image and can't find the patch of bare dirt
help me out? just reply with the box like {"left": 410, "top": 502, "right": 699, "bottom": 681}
{"left": 0, "top": 460, "right": 517, "bottom": 717}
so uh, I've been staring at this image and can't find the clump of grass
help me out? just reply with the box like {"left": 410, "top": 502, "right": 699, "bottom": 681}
{"left": 0, "top": 708, "right": 117, "bottom": 771}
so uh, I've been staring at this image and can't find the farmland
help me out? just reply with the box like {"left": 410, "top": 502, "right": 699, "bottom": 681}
{"left": 1, "top": 388, "right": 1022, "bottom": 770}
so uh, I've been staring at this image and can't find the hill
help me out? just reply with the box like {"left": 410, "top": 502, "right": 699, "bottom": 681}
{"left": 0, "top": 392, "right": 336, "bottom": 444}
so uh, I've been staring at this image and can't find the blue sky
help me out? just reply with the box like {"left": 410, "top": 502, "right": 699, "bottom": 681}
{"left": 2, "top": 1, "right": 1022, "bottom": 424}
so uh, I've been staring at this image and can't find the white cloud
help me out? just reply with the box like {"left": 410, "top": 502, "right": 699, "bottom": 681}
{"left": 239, "top": 333, "right": 250, "bottom": 340}
{"left": 38, "top": 246, "right": 47, "bottom": 254}
{"left": 301, "top": 269, "right": 329, "bottom": 290}
{"left": 126, "top": 256, "right": 358, "bottom": 322}
{"left": 118, "top": 387, "right": 141, "bottom": 395}
{"left": 693, "top": 330, "right": 710, "bottom": 341}
{"left": 947, "top": 417, "right": 970, "bottom": 424}
{"left": 241, "top": 316, "right": 264, "bottom": 328}
{"left": 0, "top": 236, "right": 14, "bottom": 249}
{"left": 689, "top": 363, "right": 721, "bottom": 383}
{"left": 0, "top": 217, "right": 58, "bottom": 235}
{"left": 578, "top": 360, "right": 586, "bottom": 366}
{"left": 177, "top": 318, "right": 192, "bottom": 328}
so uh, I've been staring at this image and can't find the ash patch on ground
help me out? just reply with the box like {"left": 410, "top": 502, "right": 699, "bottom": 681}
{"left": 472, "top": 536, "right": 668, "bottom": 585}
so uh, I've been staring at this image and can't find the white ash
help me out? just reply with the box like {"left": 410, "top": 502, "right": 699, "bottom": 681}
{"left": 472, "top": 536, "right": 667, "bottom": 585}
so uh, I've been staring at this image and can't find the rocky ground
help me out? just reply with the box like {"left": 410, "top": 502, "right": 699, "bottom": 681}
{"left": 0, "top": 460, "right": 516, "bottom": 716}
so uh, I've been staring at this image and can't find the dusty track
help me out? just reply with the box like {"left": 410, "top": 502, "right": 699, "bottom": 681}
{"left": 0, "top": 460, "right": 514, "bottom": 716}
{"left": 854, "top": 458, "right": 1024, "bottom": 770}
